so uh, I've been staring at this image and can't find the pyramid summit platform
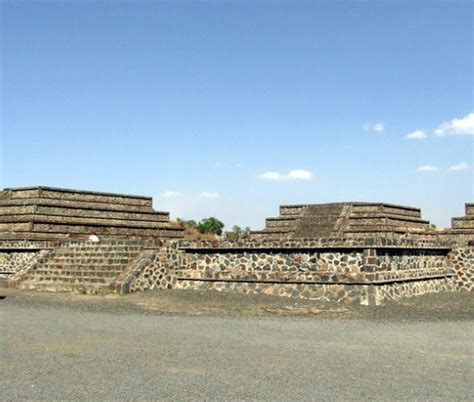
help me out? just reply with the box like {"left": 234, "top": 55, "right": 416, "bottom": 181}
{"left": 0, "top": 186, "right": 184, "bottom": 240}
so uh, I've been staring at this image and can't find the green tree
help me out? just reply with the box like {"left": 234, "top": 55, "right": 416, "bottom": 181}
{"left": 225, "top": 225, "right": 252, "bottom": 240}
{"left": 196, "top": 217, "right": 225, "bottom": 236}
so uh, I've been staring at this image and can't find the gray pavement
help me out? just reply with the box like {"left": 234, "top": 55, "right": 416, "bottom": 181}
{"left": 1, "top": 299, "right": 473, "bottom": 400}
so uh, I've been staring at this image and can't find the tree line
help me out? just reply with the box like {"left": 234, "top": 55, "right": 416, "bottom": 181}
{"left": 177, "top": 217, "right": 251, "bottom": 240}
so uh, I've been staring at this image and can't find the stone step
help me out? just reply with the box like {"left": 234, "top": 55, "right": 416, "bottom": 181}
{"left": 253, "top": 227, "right": 294, "bottom": 234}
{"left": 39, "top": 261, "right": 130, "bottom": 269}
{"left": 0, "top": 222, "right": 183, "bottom": 238}
{"left": 17, "top": 280, "right": 113, "bottom": 293}
{"left": 2, "top": 186, "right": 152, "bottom": 208}
{"left": 0, "top": 204, "right": 170, "bottom": 222}
{"left": 265, "top": 218, "right": 298, "bottom": 228}
{"left": 42, "top": 253, "right": 134, "bottom": 261}
{"left": 0, "top": 197, "right": 159, "bottom": 213}
{"left": 452, "top": 217, "right": 474, "bottom": 229}
{"left": 351, "top": 203, "right": 421, "bottom": 218}
{"left": 348, "top": 214, "right": 430, "bottom": 224}
{"left": 0, "top": 214, "right": 179, "bottom": 229}
{"left": 51, "top": 247, "right": 142, "bottom": 254}
{"left": 279, "top": 205, "right": 307, "bottom": 217}
{"left": 349, "top": 213, "right": 428, "bottom": 223}
{"left": 344, "top": 225, "right": 428, "bottom": 233}
{"left": 26, "top": 270, "right": 124, "bottom": 279}
{"left": 24, "top": 273, "right": 117, "bottom": 282}
{"left": 0, "top": 232, "right": 71, "bottom": 241}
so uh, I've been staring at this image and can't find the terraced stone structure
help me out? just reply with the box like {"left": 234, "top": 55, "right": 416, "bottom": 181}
{"left": 251, "top": 202, "right": 432, "bottom": 239}
{"left": 0, "top": 186, "right": 471, "bottom": 304}
{"left": 0, "top": 186, "right": 183, "bottom": 240}
{"left": 436, "top": 203, "right": 474, "bottom": 243}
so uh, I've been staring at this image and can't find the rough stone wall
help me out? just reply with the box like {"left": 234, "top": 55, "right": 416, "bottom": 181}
{"left": 175, "top": 250, "right": 364, "bottom": 283}
{"left": 374, "top": 277, "right": 455, "bottom": 304}
{"left": 177, "top": 280, "right": 371, "bottom": 304}
{"left": 5, "top": 236, "right": 470, "bottom": 304}
{"left": 116, "top": 237, "right": 457, "bottom": 305}
{"left": 0, "top": 252, "right": 38, "bottom": 277}
{"left": 114, "top": 243, "right": 180, "bottom": 293}
{"left": 449, "top": 246, "right": 474, "bottom": 291}
{"left": 0, "top": 239, "right": 53, "bottom": 277}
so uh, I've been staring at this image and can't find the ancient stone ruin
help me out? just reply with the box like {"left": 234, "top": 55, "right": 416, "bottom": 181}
{"left": 251, "top": 202, "right": 432, "bottom": 239}
{"left": 0, "top": 186, "right": 183, "bottom": 240}
{"left": 0, "top": 186, "right": 472, "bottom": 304}
{"left": 437, "top": 203, "right": 474, "bottom": 243}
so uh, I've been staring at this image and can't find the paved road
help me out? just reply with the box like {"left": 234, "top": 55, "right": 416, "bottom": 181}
{"left": 1, "top": 301, "right": 473, "bottom": 400}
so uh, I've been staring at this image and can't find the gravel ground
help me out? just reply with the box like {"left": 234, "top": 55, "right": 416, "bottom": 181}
{"left": 1, "top": 289, "right": 473, "bottom": 400}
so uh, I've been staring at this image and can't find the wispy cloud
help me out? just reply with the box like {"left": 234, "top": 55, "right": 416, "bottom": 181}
{"left": 163, "top": 191, "right": 182, "bottom": 198}
{"left": 199, "top": 192, "right": 220, "bottom": 200}
{"left": 449, "top": 162, "right": 470, "bottom": 172}
{"left": 416, "top": 165, "right": 439, "bottom": 172}
{"left": 257, "top": 169, "right": 313, "bottom": 181}
{"left": 434, "top": 112, "right": 474, "bottom": 136}
{"left": 363, "top": 122, "right": 385, "bottom": 132}
{"left": 214, "top": 161, "right": 223, "bottom": 168}
{"left": 406, "top": 130, "right": 427, "bottom": 140}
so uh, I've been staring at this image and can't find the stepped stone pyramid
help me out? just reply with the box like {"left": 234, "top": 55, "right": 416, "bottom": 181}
{"left": 449, "top": 203, "right": 474, "bottom": 235}
{"left": 251, "top": 202, "right": 432, "bottom": 239}
{"left": 0, "top": 186, "right": 184, "bottom": 240}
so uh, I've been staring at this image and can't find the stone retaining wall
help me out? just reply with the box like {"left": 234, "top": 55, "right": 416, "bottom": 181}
{"left": 4, "top": 236, "right": 472, "bottom": 304}
{"left": 121, "top": 237, "right": 460, "bottom": 305}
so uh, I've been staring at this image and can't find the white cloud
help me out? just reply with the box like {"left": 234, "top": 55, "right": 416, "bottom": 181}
{"left": 373, "top": 123, "right": 384, "bottom": 132}
{"left": 257, "top": 169, "right": 313, "bottom": 181}
{"left": 163, "top": 191, "right": 182, "bottom": 198}
{"left": 214, "top": 161, "right": 223, "bottom": 168}
{"left": 363, "top": 122, "right": 385, "bottom": 132}
{"left": 199, "top": 192, "right": 220, "bottom": 200}
{"left": 257, "top": 171, "right": 282, "bottom": 180}
{"left": 434, "top": 112, "right": 474, "bottom": 136}
{"left": 406, "top": 130, "right": 427, "bottom": 140}
{"left": 287, "top": 169, "right": 314, "bottom": 180}
{"left": 416, "top": 165, "right": 439, "bottom": 172}
{"left": 449, "top": 162, "right": 470, "bottom": 172}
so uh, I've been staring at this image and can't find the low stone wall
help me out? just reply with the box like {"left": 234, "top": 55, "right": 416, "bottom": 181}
{"left": 4, "top": 235, "right": 471, "bottom": 304}
{"left": 121, "top": 237, "right": 458, "bottom": 305}
{"left": 373, "top": 277, "right": 455, "bottom": 304}
{"left": 177, "top": 280, "right": 372, "bottom": 304}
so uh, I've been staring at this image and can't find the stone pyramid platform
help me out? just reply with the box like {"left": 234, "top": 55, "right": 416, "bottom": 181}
{"left": 251, "top": 202, "right": 432, "bottom": 239}
{"left": 451, "top": 203, "right": 474, "bottom": 231}
{"left": 441, "top": 203, "right": 474, "bottom": 241}
{"left": 0, "top": 186, "right": 184, "bottom": 240}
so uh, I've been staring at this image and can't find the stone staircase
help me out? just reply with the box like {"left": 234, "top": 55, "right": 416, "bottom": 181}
{"left": 11, "top": 240, "right": 145, "bottom": 293}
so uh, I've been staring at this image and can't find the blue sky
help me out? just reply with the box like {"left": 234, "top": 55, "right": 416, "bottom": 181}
{"left": 1, "top": 1, "right": 473, "bottom": 229}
